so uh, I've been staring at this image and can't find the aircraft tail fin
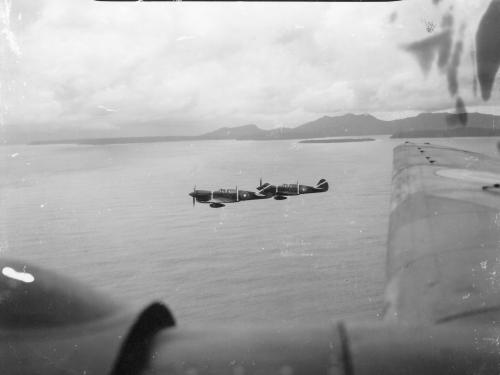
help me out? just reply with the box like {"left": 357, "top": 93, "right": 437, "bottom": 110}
{"left": 256, "top": 182, "right": 273, "bottom": 196}
{"left": 316, "top": 179, "right": 329, "bottom": 191}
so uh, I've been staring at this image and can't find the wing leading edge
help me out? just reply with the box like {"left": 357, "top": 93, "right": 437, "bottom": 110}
{"left": 385, "top": 142, "right": 500, "bottom": 325}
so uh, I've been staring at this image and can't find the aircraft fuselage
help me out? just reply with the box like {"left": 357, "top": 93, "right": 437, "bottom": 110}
{"left": 257, "top": 179, "right": 329, "bottom": 199}
{"left": 189, "top": 188, "right": 269, "bottom": 207}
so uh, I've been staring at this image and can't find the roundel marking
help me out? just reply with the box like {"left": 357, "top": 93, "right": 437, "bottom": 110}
{"left": 435, "top": 168, "right": 500, "bottom": 184}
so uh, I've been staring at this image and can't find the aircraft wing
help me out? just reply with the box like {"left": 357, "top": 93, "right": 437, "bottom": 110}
{"left": 276, "top": 191, "right": 298, "bottom": 196}
{"left": 204, "top": 192, "right": 237, "bottom": 204}
{"left": 207, "top": 197, "right": 233, "bottom": 204}
{"left": 385, "top": 142, "right": 500, "bottom": 325}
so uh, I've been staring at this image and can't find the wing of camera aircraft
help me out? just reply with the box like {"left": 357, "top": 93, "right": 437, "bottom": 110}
{"left": 2, "top": 142, "right": 500, "bottom": 374}
{"left": 386, "top": 142, "right": 500, "bottom": 325}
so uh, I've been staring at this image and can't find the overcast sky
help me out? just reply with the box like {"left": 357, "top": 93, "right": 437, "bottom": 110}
{"left": 0, "top": 0, "right": 494, "bottom": 142}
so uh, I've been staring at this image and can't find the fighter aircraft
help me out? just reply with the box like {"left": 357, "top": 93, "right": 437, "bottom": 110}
{"left": 189, "top": 185, "right": 270, "bottom": 208}
{"left": 256, "top": 178, "right": 329, "bottom": 200}
{"left": 3, "top": 142, "right": 500, "bottom": 374}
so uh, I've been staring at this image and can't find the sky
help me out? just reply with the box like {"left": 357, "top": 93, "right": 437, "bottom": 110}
{"left": 0, "top": 0, "right": 496, "bottom": 143}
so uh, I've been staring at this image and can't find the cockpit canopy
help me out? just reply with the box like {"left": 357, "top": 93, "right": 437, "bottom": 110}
{"left": 218, "top": 188, "right": 236, "bottom": 193}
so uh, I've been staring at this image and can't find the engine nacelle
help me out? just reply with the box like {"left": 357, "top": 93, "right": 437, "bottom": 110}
{"left": 0, "top": 259, "right": 175, "bottom": 375}
{"left": 274, "top": 195, "right": 287, "bottom": 200}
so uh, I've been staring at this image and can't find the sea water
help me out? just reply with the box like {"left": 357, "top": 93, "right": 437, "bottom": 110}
{"left": 1, "top": 137, "right": 498, "bottom": 325}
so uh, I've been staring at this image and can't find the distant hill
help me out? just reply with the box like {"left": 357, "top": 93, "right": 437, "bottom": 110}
{"left": 201, "top": 112, "right": 500, "bottom": 141}
{"left": 389, "top": 112, "right": 500, "bottom": 137}
{"left": 391, "top": 127, "right": 500, "bottom": 138}
{"left": 233, "top": 114, "right": 393, "bottom": 140}
{"left": 275, "top": 114, "right": 391, "bottom": 139}
{"left": 30, "top": 135, "right": 194, "bottom": 145}
{"left": 200, "top": 124, "right": 267, "bottom": 140}
{"left": 299, "top": 138, "right": 375, "bottom": 144}
{"left": 29, "top": 112, "right": 500, "bottom": 145}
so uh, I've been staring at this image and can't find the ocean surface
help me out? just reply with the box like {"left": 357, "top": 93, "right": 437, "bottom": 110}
{"left": 2, "top": 137, "right": 499, "bottom": 326}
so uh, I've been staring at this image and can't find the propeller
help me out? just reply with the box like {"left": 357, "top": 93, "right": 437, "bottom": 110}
{"left": 297, "top": 180, "right": 299, "bottom": 195}
{"left": 192, "top": 185, "right": 196, "bottom": 207}
{"left": 259, "top": 177, "right": 262, "bottom": 188}
{"left": 236, "top": 185, "right": 239, "bottom": 202}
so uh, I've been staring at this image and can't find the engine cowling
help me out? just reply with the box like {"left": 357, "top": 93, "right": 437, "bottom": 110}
{"left": 0, "top": 259, "right": 175, "bottom": 375}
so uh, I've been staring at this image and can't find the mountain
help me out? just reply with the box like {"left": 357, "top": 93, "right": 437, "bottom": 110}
{"left": 390, "top": 112, "right": 500, "bottom": 138}
{"left": 219, "top": 113, "right": 500, "bottom": 140}
{"left": 29, "top": 135, "right": 193, "bottom": 145}
{"left": 290, "top": 114, "right": 391, "bottom": 138}
{"left": 391, "top": 127, "right": 500, "bottom": 138}
{"left": 232, "top": 114, "right": 393, "bottom": 140}
{"left": 200, "top": 124, "right": 267, "bottom": 140}
{"left": 233, "top": 112, "right": 500, "bottom": 140}
{"left": 28, "top": 112, "right": 500, "bottom": 145}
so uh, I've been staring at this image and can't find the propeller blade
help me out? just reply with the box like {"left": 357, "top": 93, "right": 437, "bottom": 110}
{"left": 260, "top": 177, "right": 262, "bottom": 187}
{"left": 236, "top": 185, "right": 239, "bottom": 202}
{"left": 193, "top": 196, "right": 195, "bottom": 207}
{"left": 297, "top": 180, "right": 299, "bottom": 195}
{"left": 192, "top": 185, "right": 196, "bottom": 207}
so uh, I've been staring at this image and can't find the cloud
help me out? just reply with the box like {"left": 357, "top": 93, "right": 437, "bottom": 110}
{"left": 293, "top": 82, "right": 356, "bottom": 114}
{"left": 0, "top": 0, "right": 493, "bottom": 142}
{"left": 96, "top": 105, "right": 117, "bottom": 114}
{"left": 176, "top": 35, "right": 197, "bottom": 42}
